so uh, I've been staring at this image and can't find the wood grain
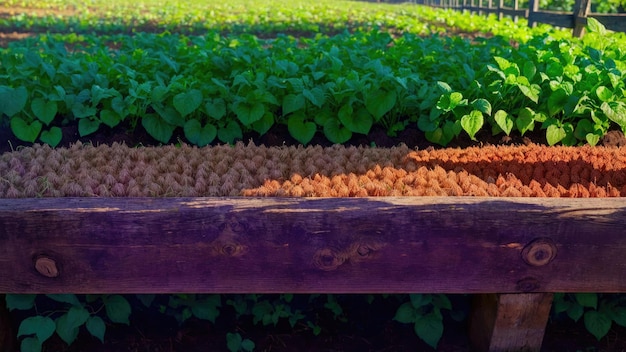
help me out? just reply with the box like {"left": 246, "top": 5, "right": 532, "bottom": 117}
{"left": 1, "top": 197, "right": 626, "bottom": 294}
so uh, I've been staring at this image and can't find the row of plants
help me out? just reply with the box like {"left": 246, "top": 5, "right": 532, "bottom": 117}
{"left": 5, "top": 292, "right": 626, "bottom": 351}
{"left": 1, "top": 19, "right": 624, "bottom": 147}
{"left": 0, "top": 0, "right": 555, "bottom": 39}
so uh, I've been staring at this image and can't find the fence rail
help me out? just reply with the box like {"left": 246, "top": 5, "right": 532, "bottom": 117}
{"left": 413, "top": 0, "right": 626, "bottom": 36}
{"left": 2, "top": 196, "right": 626, "bottom": 351}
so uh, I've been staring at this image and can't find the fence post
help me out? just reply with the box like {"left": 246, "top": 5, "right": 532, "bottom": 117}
{"left": 572, "top": 0, "right": 592, "bottom": 37}
{"left": 498, "top": 0, "right": 504, "bottom": 20}
{"left": 527, "top": 0, "right": 539, "bottom": 28}
{"left": 514, "top": 0, "right": 520, "bottom": 22}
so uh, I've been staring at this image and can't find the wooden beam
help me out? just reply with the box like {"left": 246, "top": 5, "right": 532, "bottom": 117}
{"left": 1, "top": 197, "right": 626, "bottom": 294}
{"left": 572, "top": 0, "right": 591, "bottom": 37}
{"left": 469, "top": 293, "right": 553, "bottom": 352}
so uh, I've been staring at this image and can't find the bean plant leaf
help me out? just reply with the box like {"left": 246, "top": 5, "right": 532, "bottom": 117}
{"left": 471, "top": 99, "right": 491, "bottom": 116}
{"left": 323, "top": 119, "right": 351, "bottom": 144}
{"left": 612, "top": 307, "right": 626, "bottom": 327}
{"left": 46, "top": 294, "right": 81, "bottom": 306}
{"left": 184, "top": 119, "right": 216, "bottom": 147}
{"left": 494, "top": 110, "right": 513, "bottom": 135}
{"left": 460, "top": 110, "right": 483, "bottom": 141}
{"left": 173, "top": 89, "right": 202, "bottom": 117}
{"left": 596, "top": 86, "right": 613, "bottom": 102}
{"left": 516, "top": 108, "right": 535, "bottom": 136}
{"left": 575, "top": 293, "right": 598, "bottom": 309}
{"left": 303, "top": 87, "right": 325, "bottom": 108}
{"left": 233, "top": 101, "right": 265, "bottom": 125}
{"left": 546, "top": 124, "right": 566, "bottom": 146}
{"left": 338, "top": 104, "right": 373, "bottom": 135}
{"left": 20, "top": 337, "right": 41, "bottom": 352}
{"left": 601, "top": 101, "right": 626, "bottom": 128}
{"left": 365, "top": 89, "right": 397, "bottom": 120}
{"left": 191, "top": 296, "right": 221, "bottom": 323}
{"left": 86, "top": 316, "right": 106, "bottom": 343}
{"left": 584, "top": 311, "right": 611, "bottom": 341}
{"left": 282, "top": 94, "right": 305, "bottom": 116}
{"left": 18, "top": 316, "right": 56, "bottom": 343}
{"left": 6, "top": 294, "right": 36, "bottom": 311}
{"left": 39, "top": 126, "right": 63, "bottom": 147}
{"left": 206, "top": 99, "right": 226, "bottom": 120}
{"left": 548, "top": 88, "right": 568, "bottom": 117}
{"left": 414, "top": 313, "right": 444, "bottom": 349}
{"left": 31, "top": 98, "right": 57, "bottom": 126}
{"left": 142, "top": 114, "right": 175, "bottom": 144}
{"left": 100, "top": 109, "right": 121, "bottom": 128}
{"left": 105, "top": 295, "right": 131, "bottom": 325}
{"left": 217, "top": 120, "right": 243, "bottom": 144}
{"left": 586, "top": 17, "right": 606, "bottom": 35}
{"left": 55, "top": 314, "right": 80, "bottom": 345}
{"left": 288, "top": 115, "right": 316, "bottom": 145}
{"left": 0, "top": 86, "right": 28, "bottom": 117}
{"left": 78, "top": 118, "right": 101, "bottom": 137}
{"left": 11, "top": 117, "right": 42, "bottom": 142}
{"left": 394, "top": 302, "right": 416, "bottom": 324}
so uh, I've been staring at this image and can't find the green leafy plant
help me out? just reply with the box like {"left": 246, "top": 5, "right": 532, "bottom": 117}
{"left": 553, "top": 293, "right": 626, "bottom": 341}
{"left": 226, "top": 332, "right": 255, "bottom": 352}
{"left": 393, "top": 294, "right": 452, "bottom": 349}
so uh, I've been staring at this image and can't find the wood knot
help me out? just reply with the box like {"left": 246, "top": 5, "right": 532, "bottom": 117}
{"left": 516, "top": 277, "right": 541, "bottom": 292}
{"left": 219, "top": 242, "right": 246, "bottom": 257}
{"left": 34, "top": 256, "right": 59, "bottom": 278}
{"left": 521, "top": 238, "right": 557, "bottom": 267}
{"left": 312, "top": 248, "right": 345, "bottom": 271}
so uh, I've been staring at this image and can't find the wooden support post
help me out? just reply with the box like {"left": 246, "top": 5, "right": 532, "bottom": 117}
{"left": 572, "top": 0, "right": 591, "bottom": 37}
{"left": 0, "top": 295, "right": 15, "bottom": 352}
{"left": 498, "top": 0, "right": 504, "bottom": 20}
{"left": 469, "top": 293, "right": 553, "bottom": 352}
{"left": 514, "top": 0, "right": 519, "bottom": 22}
{"left": 527, "top": 0, "right": 538, "bottom": 27}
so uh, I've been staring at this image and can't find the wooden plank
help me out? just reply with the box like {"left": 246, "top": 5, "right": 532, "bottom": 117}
{"left": 527, "top": 11, "right": 574, "bottom": 27}
{"left": 590, "top": 14, "right": 626, "bottom": 32}
{"left": 469, "top": 293, "right": 553, "bottom": 352}
{"left": 1, "top": 197, "right": 626, "bottom": 294}
{"left": 572, "top": 0, "right": 591, "bottom": 37}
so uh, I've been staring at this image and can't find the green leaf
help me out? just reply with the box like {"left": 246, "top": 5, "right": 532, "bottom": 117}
{"left": 218, "top": 120, "right": 243, "bottom": 144}
{"left": 433, "top": 294, "right": 452, "bottom": 310}
{"left": 471, "top": 99, "right": 491, "bottom": 116}
{"left": 586, "top": 133, "right": 601, "bottom": 147}
{"left": 612, "top": 307, "right": 626, "bottom": 327}
{"left": 233, "top": 101, "right": 265, "bottom": 125}
{"left": 339, "top": 104, "right": 373, "bottom": 135}
{"left": 282, "top": 94, "right": 305, "bottom": 116}
{"left": 10, "top": 117, "right": 42, "bottom": 142}
{"left": 575, "top": 293, "right": 598, "bottom": 309}
{"left": 46, "top": 294, "right": 80, "bottom": 306}
{"left": 153, "top": 104, "right": 184, "bottom": 127}
{"left": 518, "top": 84, "right": 541, "bottom": 104}
{"left": 586, "top": 17, "right": 606, "bottom": 35}
{"left": 460, "top": 110, "right": 483, "bottom": 141}
{"left": 184, "top": 119, "right": 217, "bottom": 147}
{"left": 136, "top": 294, "right": 155, "bottom": 308}
{"left": 546, "top": 124, "right": 566, "bottom": 146}
{"left": 288, "top": 115, "right": 317, "bottom": 145}
{"left": 100, "top": 109, "right": 121, "bottom": 128}
{"left": 6, "top": 294, "right": 36, "bottom": 311}
{"left": 365, "top": 89, "right": 397, "bottom": 120}
{"left": 414, "top": 313, "right": 444, "bottom": 349}
{"left": 251, "top": 112, "right": 274, "bottom": 135}
{"left": 105, "top": 295, "right": 131, "bottom": 325}
{"left": 66, "top": 306, "right": 90, "bottom": 328}
{"left": 31, "top": 99, "right": 57, "bottom": 126}
{"left": 584, "top": 310, "right": 611, "bottom": 341}
{"left": 86, "top": 316, "right": 106, "bottom": 343}
{"left": 173, "top": 89, "right": 203, "bottom": 117}
{"left": 55, "top": 314, "right": 79, "bottom": 345}
{"left": 226, "top": 332, "right": 243, "bottom": 352}
{"left": 601, "top": 101, "right": 626, "bottom": 128}
{"left": 323, "top": 119, "right": 351, "bottom": 144}
{"left": 394, "top": 302, "right": 416, "bottom": 324}
{"left": 596, "top": 86, "right": 613, "bottom": 102}
{"left": 567, "top": 302, "right": 584, "bottom": 322}
{"left": 192, "top": 296, "right": 221, "bottom": 323}
{"left": 494, "top": 110, "right": 513, "bottom": 135}
{"left": 548, "top": 89, "right": 568, "bottom": 117}
{"left": 18, "top": 316, "right": 56, "bottom": 343}
{"left": 523, "top": 61, "right": 537, "bottom": 81}
{"left": 241, "top": 338, "right": 255, "bottom": 352}
{"left": 516, "top": 108, "right": 535, "bottom": 136}
{"left": 20, "top": 337, "right": 41, "bottom": 352}
{"left": 206, "top": 98, "right": 227, "bottom": 120}
{"left": 72, "top": 103, "right": 97, "bottom": 119}
{"left": 410, "top": 294, "right": 432, "bottom": 309}
{"left": 142, "top": 114, "right": 175, "bottom": 144}
{"left": 78, "top": 118, "right": 101, "bottom": 137}
{"left": 0, "top": 86, "right": 28, "bottom": 117}
{"left": 303, "top": 87, "right": 326, "bottom": 108}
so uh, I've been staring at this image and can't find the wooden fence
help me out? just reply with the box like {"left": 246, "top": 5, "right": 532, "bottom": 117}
{"left": 412, "top": 0, "right": 626, "bottom": 37}
{"left": 2, "top": 196, "right": 626, "bottom": 351}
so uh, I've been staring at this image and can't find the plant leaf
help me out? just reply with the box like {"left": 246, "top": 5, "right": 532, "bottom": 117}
{"left": 86, "top": 316, "right": 106, "bottom": 343}
{"left": 5, "top": 294, "right": 36, "bottom": 311}
{"left": 394, "top": 302, "right": 416, "bottom": 324}
{"left": 546, "top": 124, "right": 566, "bottom": 146}
{"left": 184, "top": 119, "right": 217, "bottom": 147}
{"left": 584, "top": 310, "right": 611, "bottom": 341}
{"left": 78, "top": 118, "right": 101, "bottom": 137}
{"left": 142, "top": 114, "right": 175, "bottom": 144}
{"left": 414, "top": 313, "right": 444, "bottom": 349}
{"left": 575, "top": 293, "right": 598, "bottom": 309}
{"left": 460, "top": 110, "right": 483, "bottom": 141}
{"left": 494, "top": 110, "right": 513, "bottom": 135}
{"left": 365, "top": 89, "right": 397, "bottom": 121}
{"left": 20, "top": 337, "right": 41, "bottom": 352}
{"left": 105, "top": 295, "right": 131, "bottom": 325}
{"left": 31, "top": 98, "right": 57, "bottom": 126}
{"left": 0, "top": 86, "right": 28, "bottom": 117}
{"left": 46, "top": 294, "right": 81, "bottom": 306}
{"left": 233, "top": 101, "right": 265, "bottom": 125}
{"left": 217, "top": 120, "right": 243, "bottom": 144}
{"left": 10, "top": 117, "right": 42, "bottom": 142}
{"left": 55, "top": 314, "right": 79, "bottom": 345}
{"left": 173, "top": 89, "right": 203, "bottom": 117}
{"left": 323, "top": 119, "right": 351, "bottom": 144}
{"left": 288, "top": 115, "right": 317, "bottom": 145}
{"left": 18, "top": 316, "right": 56, "bottom": 343}
{"left": 282, "top": 94, "right": 305, "bottom": 116}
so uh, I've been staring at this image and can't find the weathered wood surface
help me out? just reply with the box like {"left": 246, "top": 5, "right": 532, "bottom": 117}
{"left": 469, "top": 293, "right": 554, "bottom": 352}
{"left": 1, "top": 197, "right": 626, "bottom": 294}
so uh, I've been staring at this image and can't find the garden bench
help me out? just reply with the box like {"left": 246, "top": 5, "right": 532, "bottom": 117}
{"left": 1, "top": 196, "right": 625, "bottom": 351}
